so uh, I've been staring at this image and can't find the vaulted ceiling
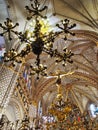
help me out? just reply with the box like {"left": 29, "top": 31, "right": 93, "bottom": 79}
{"left": 0, "top": 0, "right": 98, "bottom": 113}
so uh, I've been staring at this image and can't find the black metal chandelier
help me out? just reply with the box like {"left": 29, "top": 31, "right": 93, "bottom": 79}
{"left": 0, "top": 0, "right": 76, "bottom": 79}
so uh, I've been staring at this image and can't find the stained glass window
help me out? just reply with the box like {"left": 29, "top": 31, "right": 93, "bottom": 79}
{"left": 0, "top": 36, "right": 5, "bottom": 62}
{"left": 89, "top": 104, "right": 98, "bottom": 118}
{"left": 23, "top": 66, "right": 32, "bottom": 92}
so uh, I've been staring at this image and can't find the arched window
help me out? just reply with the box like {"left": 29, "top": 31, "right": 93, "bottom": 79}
{"left": 23, "top": 66, "right": 32, "bottom": 92}
{"left": 89, "top": 103, "right": 98, "bottom": 118}
{"left": 0, "top": 36, "right": 5, "bottom": 62}
{"left": 38, "top": 101, "right": 42, "bottom": 117}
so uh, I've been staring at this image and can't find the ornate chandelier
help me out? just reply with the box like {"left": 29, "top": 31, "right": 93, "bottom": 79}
{"left": 0, "top": 0, "right": 76, "bottom": 79}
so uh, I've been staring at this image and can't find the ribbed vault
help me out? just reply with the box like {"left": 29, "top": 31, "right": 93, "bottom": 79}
{"left": 0, "top": 0, "right": 98, "bottom": 116}
{"left": 23, "top": 29, "right": 98, "bottom": 113}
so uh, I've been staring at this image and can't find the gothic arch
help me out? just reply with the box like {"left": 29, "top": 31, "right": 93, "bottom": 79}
{"left": 5, "top": 97, "right": 24, "bottom": 122}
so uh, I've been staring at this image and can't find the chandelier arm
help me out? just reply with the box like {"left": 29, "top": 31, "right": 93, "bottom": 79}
{"left": 4, "top": 45, "right": 31, "bottom": 63}
{"left": 0, "top": 30, "right": 8, "bottom": 36}
{"left": 68, "top": 24, "right": 76, "bottom": 29}
{"left": 31, "top": 4, "right": 35, "bottom": 10}
{"left": 34, "top": 0, "right": 39, "bottom": 8}
{"left": 43, "top": 48, "right": 54, "bottom": 56}
{"left": 25, "top": 0, "right": 47, "bottom": 19}
{"left": 4, "top": 53, "right": 20, "bottom": 62}
{"left": 25, "top": 6, "right": 33, "bottom": 12}
{"left": 43, "top": 31, "right": 63, "bottom": 46}
{"left": 14, "top": 32, "right": 32, "bottom": 44}
{"left": 43, "top": 47, "right": 74, "bottom": 65}
{"left": 39, "top": 6, "right": 48, "bottom": 12}
{"left": 0, "top": 18, "right": 19, "bottom": 40}
{"left": 11, "top": 23, "right": 19, "bottom": 29}
{"left": 19, "top": 37, "right": 32, "bottom": 44}
{"left": 0, "top": 25, "right": 7, "bottom": 30}
{"left": 56, "top": 19, "right": 76, "bottom": 36}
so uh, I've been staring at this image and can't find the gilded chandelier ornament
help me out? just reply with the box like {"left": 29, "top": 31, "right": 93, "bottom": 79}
{"left": 46, "top": 74, "right": 98, "bottom": 130}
